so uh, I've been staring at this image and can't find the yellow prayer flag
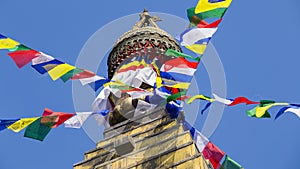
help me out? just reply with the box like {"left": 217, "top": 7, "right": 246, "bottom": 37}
{"left": 165, "top": 83, "right": 190, "bottom": 89}
{"left": 187, "top": 94, "right": 214, "bottom": 104}
{"left": 256, "top": 103, "right": 289, "bottom": 118}
{"left": 48, "top": 63, "right": 75, "bottom": 81}
{"left": 0, "top": 38, "right": 20, "bottom": 50}
{"left": 8, "top": 117, "right": 39, "bottom": 133}
{"left": 195, "top": 0, "right": 232, "bottom": 14}
{"left": 185, "top": 44, "right": 207, "bottom": 55}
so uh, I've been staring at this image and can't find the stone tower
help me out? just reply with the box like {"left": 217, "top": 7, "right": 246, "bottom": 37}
{"left": 74, "top": 10, "right": 214, "bottom": 169}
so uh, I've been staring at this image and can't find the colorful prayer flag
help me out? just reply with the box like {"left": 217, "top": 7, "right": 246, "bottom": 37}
{"left": 8, "top": 49, "right": 40, "bottom": 68}
{"left": 42, "top": 108, "right": 74, "bottom": 128}
{"left": 187, "top": 7, "right": 227, "bottom": 21}
{"left": 195, "top": 0, "right": 233, "bottom": 14}
{"left": 187, "top": 94, "right": 214, "bottom": 104}
{"left": 47, "top": 63, "right": 75, "bottom": 81}
{"left": 220, "top": 155, "right": 243, "bottom": 169}
{"left": 60, "top": 68, "right": 84, "bottom": 82}
{"left": 165, "top": 49, "right": 201, "bottom": 61}
{"left": 202, "top": 141, "right": 225, "bottom": 169}
{"left": 229, "top": 97, "right": 260, "bottom": 106}
{"left": 32, "top": 59, "right": 64, "bottom": 74}
{"left": 185, "top": 44, "right": 207, "bottom": 55}
{"left": 64, "top": 112, "right": 93, "bottom": 128}
{"left": 212, "top": 93, "right": 233, "bottom": 105}
{"left": 7, "top": 117, "right": 39, "bottom": 133}
{"left": 180, "top": 27, "right": 217, "bottom": 47}
{"left": 70, "top": 69, "right": 96, "bottom": 80}
{"left": 24, "top": 117, "right": 53, "bottom": 141}
{"left": 275, "top": 107, "right": 300, "bottom": 120}
{"left": 255, "top": 103, "right": 289, "bottom": 118}
{"left": 0, "top": 38, "right": 20, "bottom": 49}
{"left": 193, "top": 130, "right": 209, "bottom": 152}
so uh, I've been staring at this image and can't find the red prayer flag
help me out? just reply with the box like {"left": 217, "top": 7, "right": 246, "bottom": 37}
{"left": 198, "top": 19, "right": 223, "bottom": 28}
{"left": 42, "top": 108, "right": 74, "bottom": 128}
{"left": 229, "top": 97, "right": 260, "bottom": 106}
{"left": 70, "top": 69, "right": 96, "bottom": 80}
{"left": 202, "top": 141, "right": 225, "bottom": 169}
{"left": 8, "top": 49, "right": 40, "bottom": 68}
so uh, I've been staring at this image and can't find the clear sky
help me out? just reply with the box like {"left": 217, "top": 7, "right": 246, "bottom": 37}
{"left": 0, "top": 0, "right": 300, "bottom": 169}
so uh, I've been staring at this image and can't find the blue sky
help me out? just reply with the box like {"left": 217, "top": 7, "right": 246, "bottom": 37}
{"left": 0, "top": 0, "right": 300, "bottom": 169}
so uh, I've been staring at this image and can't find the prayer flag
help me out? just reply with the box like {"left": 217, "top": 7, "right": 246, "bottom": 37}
{"left": 220, "top": 155, "right": 243, "bottom": 169}
{"left": 64, "top": 112, "right": 93, "bottom": 128}
{"left": 275, "top": 107, "right": 300, "bottom": 120}
{"left": 42, "top": 108, "right": 74, "bottom": 128}
{"left": 79, "top": 76, "right": 109, "bottom": 86}
{"left": 180, "top": 27, "right": 217, "bottom": 46}
{"left": 202, "top": 141, "right": 225, "bottom": 169}
{"left": 193, "top": 130, "right": 209, "bottom": 152}
{"left": 32, "top": 59, "right": 64, "bottom": 74}
{"left": 7, "top": 117, "right": 39, "bottom": 133}
{"left": 198, "top": 18, "right": 223, "bottom": 28}
{"left": 0, "top": 38, "right": 20, "bottom": 49}
{"left": 60, "top": 68, "right": 84, "bottom": 82}
{"left": 229, "top": 97, "right": 259, "bottom": 106}
{"left": 165, "top": 49, "right": 201, "bottom": 61}
{"left": 187, "top": 94, "right": 214, "bottom": 104}
{"left": 24, "top": 117, "right": 53, "bottom": 141}
{"left": 70, "top": 69, "right": 96, "bottom": 80}
{"left": 246, "top": 106, "right": 271, "bottom": 118}
{"left": 187, "top": 7, "right": 227, "bottom": 21}
{"left": 256, "top": 103, "right": 289, "bottom": 118}
{"left": 195, "top": 0, "right": 232, "bottom": 14}
{"left": 185, "top": 44, "right": 207, "bottom": 55}
{"left": 8, "top": 49, "right": 40, "bottom": 68}
{"left": 47, "top": 63, "right": 75, "bottom": 81}
{"left": 32, "top": 52, "right": 55, "bottom": 65}
{"left": 212, "top": 93, "right": 233, "bottom": 105}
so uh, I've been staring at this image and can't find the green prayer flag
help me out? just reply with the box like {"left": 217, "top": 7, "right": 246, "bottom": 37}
{"left": 221, "top": 155, "right": 243, "bottom": 169}
{"left": 8, "top": 44, "right": 31, "bottom": 52}
{"left": 165, "top": 49, "right": 201, "bottom": 61}
{"left": 246, "top": 106, "right": 271, "bottom": 118}
{"left": 24, "top": 117, "right": 54, "bottom": 141}
{"left": 187, "top": 7, "right": 227, "bottom": 21}
{"left": 60, "top": 68, "right": 84, "bottom": 82}
{"left": 166, "top": 90, "right": 187, "bottom": 102}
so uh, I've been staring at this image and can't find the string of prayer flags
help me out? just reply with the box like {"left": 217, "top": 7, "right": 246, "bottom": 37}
{"left": 184, "top": 121, "right": 241, "bottom": 168}
{"left": 0, "top": 33, "right": 110, "bottom": 92}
